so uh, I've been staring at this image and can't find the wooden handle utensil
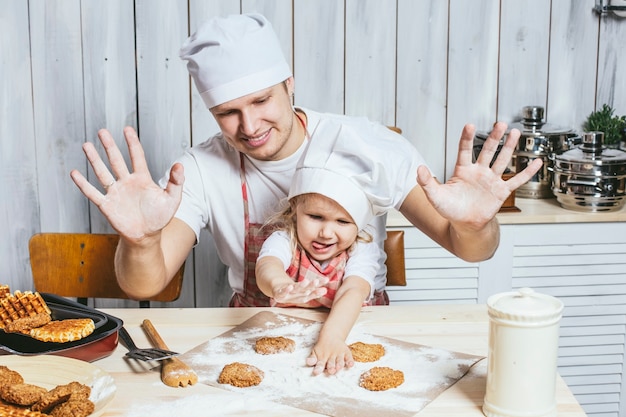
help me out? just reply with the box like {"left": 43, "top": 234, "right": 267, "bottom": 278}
{"left": 142, "top": 319, "right": 198, "bottom": 387}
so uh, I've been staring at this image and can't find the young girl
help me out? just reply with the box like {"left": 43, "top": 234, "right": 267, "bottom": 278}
{"left": 256, "top": 120, "right": 392, "bottom": 376}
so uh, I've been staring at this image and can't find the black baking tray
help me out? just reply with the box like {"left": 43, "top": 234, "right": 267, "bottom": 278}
{"left": 0, "top": 293, "right": 123, "bottom": 362}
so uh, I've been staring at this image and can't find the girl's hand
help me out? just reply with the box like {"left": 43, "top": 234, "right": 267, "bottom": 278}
{"left": 272, "top": 277, "right": 329, "bottom": 304}
{"left": 306, "top": 336, "right": 354, "bottom": 376}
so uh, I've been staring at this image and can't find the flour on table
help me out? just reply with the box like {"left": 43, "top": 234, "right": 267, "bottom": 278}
{"left": 160, "top": 312, "right": 483, "bottom": 417}
{"left": 88, "top": 372, "right": 116, "bottom": 404}
{"left": 127, "top": 393, "right": 291, "bottom": 417}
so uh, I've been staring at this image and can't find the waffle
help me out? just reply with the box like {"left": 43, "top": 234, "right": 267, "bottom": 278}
{"left": 0, "top": 290, "right": 51, "bottom": 330}
{"left": 0, "top": 284, "right": 10, "bottom": 298}
{"left": 30, "top": 318, "right": 95, "bottom": 343}
{"left": 0, "top": 404, "right": 50, "bottom": 417}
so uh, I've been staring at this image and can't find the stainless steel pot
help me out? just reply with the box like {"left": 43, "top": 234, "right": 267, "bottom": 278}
{"left": 474, "top": 106, "right": 581, "bottom": 199}
{"left": 551, "top": 131, "right": 626, "bottom": 212}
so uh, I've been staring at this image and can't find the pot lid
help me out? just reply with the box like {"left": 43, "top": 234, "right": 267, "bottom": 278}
{"left": 556, "top": 131, "right": 626, "bottom": 166}
{"left": 476, "top": 106, "right": 577, "bottom": 142}
{"left": 487, "top": 287, "right": 563, "bottom": 325}
{"left": 511, "top": 106, "right": 576, "bottom": 136}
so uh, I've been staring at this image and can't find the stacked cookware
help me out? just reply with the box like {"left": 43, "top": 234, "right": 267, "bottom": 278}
{"left": 474, "top": 106, "right": 581, "bottom": 199}
{"left": 551, "top": 131, "right": 626, "bottom": 212}
{"left": 475, "top": 106, "right": 626, "bottom": 212}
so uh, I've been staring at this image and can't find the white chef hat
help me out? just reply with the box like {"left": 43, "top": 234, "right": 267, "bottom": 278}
{"left": 289, "top": 120, "right": 395, "bottom": 231}
{"left": 179, "top": 13, "right": 292, "bottom": 109}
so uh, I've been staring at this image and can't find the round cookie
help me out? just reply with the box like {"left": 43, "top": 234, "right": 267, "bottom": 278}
{"left": 254, "top": 336, "right": 296, "bottom": 355}
{"left": 0, "top": 366, "right": 24, "bottom": 387}
{"left": 359, "top": 367, "right": 404, "bottom": 391}
{"left": 49, "top": 399, "right": 95, "bottom": 417}
{"left": 4, "top": 312, "right": 51, "bottom": 334}
{"left": 218, "top": 362, "right": 264, "bottom": 387}
{"left": 32, "top": 381, "right": 91, "bottom": 413}
{"left": 348, "top": 342, "right": 385, "bottom": 362}
{"left": 0, "top": 383, "right": 48, "bottom": 406}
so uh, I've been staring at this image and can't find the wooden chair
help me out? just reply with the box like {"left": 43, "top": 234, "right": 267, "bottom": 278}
{"left": 382, "top": 125, "right": 407, "bottom": 286}
{"left": 384, "top": 230, "right": 407, "bottom": 286}
{"left": 28, "top": 233, "right": 184, "bottom": 308}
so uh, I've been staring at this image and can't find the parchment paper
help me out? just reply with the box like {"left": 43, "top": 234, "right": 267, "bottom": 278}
{"left": 180, "top": 311, "right": 483, "bottom": 417}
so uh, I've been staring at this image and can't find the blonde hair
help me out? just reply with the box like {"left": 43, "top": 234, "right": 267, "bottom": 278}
{"left": 262, "top": 194, "right": 373, "bottom": 254}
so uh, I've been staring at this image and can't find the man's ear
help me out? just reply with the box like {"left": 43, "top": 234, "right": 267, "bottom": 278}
{"left": 285, "top": 76, "right": 295, "bottom": 96}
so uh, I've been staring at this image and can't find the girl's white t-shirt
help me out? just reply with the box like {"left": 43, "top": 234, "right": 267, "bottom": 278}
{"left": 258, "top": 230, "right": 380, "bottom": 298}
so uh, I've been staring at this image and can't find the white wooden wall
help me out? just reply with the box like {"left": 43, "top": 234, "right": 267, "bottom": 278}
{"left": 2, "top": 0, "right": 626, "bottom": 308}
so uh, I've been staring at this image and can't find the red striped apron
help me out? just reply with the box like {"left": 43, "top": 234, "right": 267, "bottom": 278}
{"left": 229, "top": 112, "right": 389, "bottom": 307}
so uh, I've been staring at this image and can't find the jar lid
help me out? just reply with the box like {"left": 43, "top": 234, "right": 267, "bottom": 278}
{"left": 487, "top": 288, "right": 564, "bottom": 325}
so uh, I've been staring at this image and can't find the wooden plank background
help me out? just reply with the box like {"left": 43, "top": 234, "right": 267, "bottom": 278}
{"left": 2, "top": 0, "right": 625, "bottom": 309}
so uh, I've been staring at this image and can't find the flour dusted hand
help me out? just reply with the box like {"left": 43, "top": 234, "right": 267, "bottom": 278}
{"left": 306, "top": 335, "right": 355, "bottom": 376}
{"left": 272, "top": 277, "right": 329, "bottom": 305}
{"left": 417, "top": 122, "right": 542, "bottom": 230}
{"left": 70, "top": 127, "right": 184, "bottom": 242}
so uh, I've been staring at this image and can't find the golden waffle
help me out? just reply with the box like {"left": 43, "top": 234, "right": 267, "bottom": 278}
{"left": 30, "top": 318, "right": 95, "bottom": 343}
{"left": 0, "top": 284, "right": 10, "bottom": 298}
{"left": 0, "top": 296, "right": 20, "bottom": 329}
{"left": 0, "top": 404, "right": 50, "bottom": 416}
{"left": 0, "top": 291, "right": 51, "bottom": 330}
{"left": 15, "top": 291, "right": 51, "bottom": 316}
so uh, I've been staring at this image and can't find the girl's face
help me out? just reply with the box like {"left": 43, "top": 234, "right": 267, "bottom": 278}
{"left": 294, "top": 194, "right": 358, "bottom": 263}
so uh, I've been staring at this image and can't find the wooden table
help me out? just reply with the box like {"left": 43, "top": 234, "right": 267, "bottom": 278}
{"left": 95, "top": 305, "right": 586, "bottom": 416}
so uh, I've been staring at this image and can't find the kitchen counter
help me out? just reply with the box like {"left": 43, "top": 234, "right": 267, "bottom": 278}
{"left": 89, "top": 305, "right": 586, "bottom": 416}
{"left": 387, "top": 197, "right": 626, "bottom": 227}
{"left": 384, "top": 196, "right": 626, "bottom": 416}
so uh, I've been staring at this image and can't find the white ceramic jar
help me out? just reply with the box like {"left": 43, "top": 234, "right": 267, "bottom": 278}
{"left": 483, "top": 287, "right": 564, "bottom": 417}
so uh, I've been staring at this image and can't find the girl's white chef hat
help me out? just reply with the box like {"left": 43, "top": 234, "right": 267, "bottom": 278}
{"left": 289, "top": 119, "right": 398, "bottom": 231}
{"left": 180, "top": 13, "right": 292, "bottom": 109}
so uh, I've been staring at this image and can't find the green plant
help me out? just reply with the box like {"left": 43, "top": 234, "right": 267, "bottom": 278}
{"left": 583, "top": 104, "right": 626, "bottom": 146}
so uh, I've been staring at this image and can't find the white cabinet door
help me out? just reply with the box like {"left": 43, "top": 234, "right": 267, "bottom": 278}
{"left": 385, "top": 227, "right": 480, "bottom": 304}
{"left": 506, "top": 222, "right": 626, "bottom": 417}
{"left": 389, "top": 221, "right": 626, "bottom": 417}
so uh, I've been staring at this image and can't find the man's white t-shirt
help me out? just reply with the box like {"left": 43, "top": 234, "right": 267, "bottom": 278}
{"left": 163, "top": 108, "right": 427, "bottom": 296}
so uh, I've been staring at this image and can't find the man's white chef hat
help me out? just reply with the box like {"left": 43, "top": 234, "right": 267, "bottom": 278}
{"left": 289, "top": 120, "right": 395, "bottom": 231}
{"left": 179, "top": 13, "right": 292, "bottom": 109}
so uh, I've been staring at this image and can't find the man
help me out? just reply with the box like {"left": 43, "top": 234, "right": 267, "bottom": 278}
{"left": 70, "top": 13, "right": 541, "bottom": 306}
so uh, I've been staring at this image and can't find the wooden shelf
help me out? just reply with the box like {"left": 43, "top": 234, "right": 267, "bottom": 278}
{"left": 387, "top": 198, "right": 626, "bottom": 227}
